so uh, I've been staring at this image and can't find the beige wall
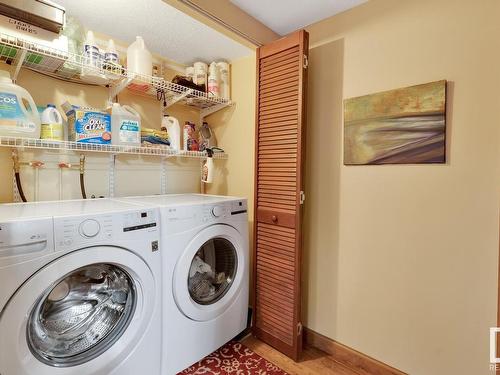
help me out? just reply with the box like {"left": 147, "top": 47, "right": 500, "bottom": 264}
{"left": 303, "top": 1, "right": 500, "bottom": 374}
{"left": 0, "top": 66, "right": 209, "bottom": 203}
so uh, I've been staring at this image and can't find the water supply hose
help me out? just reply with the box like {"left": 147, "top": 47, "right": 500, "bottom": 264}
{"left": 12, "top": 150, "right": 27, "bottom": 202}
{"left": 79, "top": 154, "right": 87, "bottom": 199}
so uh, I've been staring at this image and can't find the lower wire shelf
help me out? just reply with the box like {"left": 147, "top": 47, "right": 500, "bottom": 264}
{"left": 0, "top": 136, "right": 228, "bottom": 159}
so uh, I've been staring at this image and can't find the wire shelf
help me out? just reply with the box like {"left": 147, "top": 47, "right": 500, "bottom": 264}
{"left": 0, "top": 136, "right": 228, "bottom": 159}
{"left": 0, "top": 31, "right": 232, "bottom": 111}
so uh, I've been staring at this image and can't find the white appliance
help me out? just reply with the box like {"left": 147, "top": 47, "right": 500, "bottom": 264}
{"left": 0, "top": 199, "right": 162, "bottom": 375}
{"left": 118, "top": 194, "right": 249, "bottom": 374}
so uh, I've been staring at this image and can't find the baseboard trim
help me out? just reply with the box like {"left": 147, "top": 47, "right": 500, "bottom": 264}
{"left": 303, "top": 328, "right": 407, "bottom": 375}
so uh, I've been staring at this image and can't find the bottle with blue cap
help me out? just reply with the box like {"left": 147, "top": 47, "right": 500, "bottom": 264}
{"left": 41, "top": 104, "right": 64, "bottom": 141}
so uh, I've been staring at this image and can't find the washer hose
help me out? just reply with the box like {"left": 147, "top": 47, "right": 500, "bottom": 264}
{"left": 80, "top": 155, "right": 87, "bottom": 199}
{"left": 12, "top": 151, "right": 27, "bottom": 202}
{"left": 15, "top": 171, "right": 27, "bottom": 202}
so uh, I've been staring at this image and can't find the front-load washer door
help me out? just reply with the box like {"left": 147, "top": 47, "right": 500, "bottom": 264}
{"left": 0, "top": 246, "right": 156, "bottom": 375}
{"left": 173, "top": 224, "right": 247, "bottom": 322}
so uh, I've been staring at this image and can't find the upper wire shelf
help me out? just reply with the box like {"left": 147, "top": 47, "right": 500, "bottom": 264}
{"left": 0, "top": 32, "right": 232, "bottom": 112}
{"left": 0, "top": 136, "right": 228, "bottom": 159}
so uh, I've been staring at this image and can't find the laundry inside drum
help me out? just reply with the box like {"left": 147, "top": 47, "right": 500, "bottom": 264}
{"left": 27, "top": 263, "right": 136, "bottom": 367}
{"left": 188, "top": 237, "right": 237, "bottom": 305}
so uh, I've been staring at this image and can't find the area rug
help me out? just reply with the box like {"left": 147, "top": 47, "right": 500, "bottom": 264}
{"left": 178, "top": 341, "right": 289, "bottom": 374}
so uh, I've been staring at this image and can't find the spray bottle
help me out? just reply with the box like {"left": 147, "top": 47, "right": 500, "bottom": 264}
{"left": 201, "top": 147, "right": 224, "bottom": 184}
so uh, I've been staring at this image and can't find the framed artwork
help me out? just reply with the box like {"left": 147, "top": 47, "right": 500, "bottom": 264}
{"left": 344, "top": 80, "right": 446, "bottom": 165}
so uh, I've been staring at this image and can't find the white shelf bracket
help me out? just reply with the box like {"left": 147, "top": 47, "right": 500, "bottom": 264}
{"left": 166, "top": 89, "right": 194, "bottom": 108}
{"left": 108, "top": 75, "right": 135, "bottom": 104}
{"left": 108, "top": 153, "right": 116, "bottom": 198}
{"left": 12, "top": 49, "right": 27, "bottom": 83}
{"left": 200, "top": 102, "right": 231, "bottom": 120}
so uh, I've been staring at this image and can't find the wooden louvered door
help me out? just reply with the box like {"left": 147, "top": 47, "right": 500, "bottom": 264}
{"left": 253, "top": 30, "right": 309, "bottom": 361}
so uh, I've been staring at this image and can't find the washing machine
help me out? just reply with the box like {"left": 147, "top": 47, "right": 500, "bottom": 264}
{"left": 118, "top": 194, "right": 249, "bottom": 374}
{"left": 0, "top": 199, "right": 162, "bottom": 375}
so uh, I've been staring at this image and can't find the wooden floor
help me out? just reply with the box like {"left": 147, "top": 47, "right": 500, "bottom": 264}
{"left": 242, "top": 336, "right": 360, "bottom": 375}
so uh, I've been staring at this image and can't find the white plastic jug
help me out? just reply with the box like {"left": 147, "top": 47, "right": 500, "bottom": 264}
{"left": 161, "top": 114, "right": 180, "bottom": 150}
{"left": 0, "top": 70, "right": 40, "bottom": 139}
{"left": 111, "top": 103, "right": 141, "bottom": 146}
{"left": 127, "top": 36, "right": 152, "bottom": 92}
{"left": 41, "top": 104, "right": 64, "bottom": 141}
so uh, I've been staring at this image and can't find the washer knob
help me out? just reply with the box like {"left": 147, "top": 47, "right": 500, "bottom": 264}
{"left": 79, "top": 219, "right": 100, "bottom": 238}
{"left": 212, "top": 206, "right": 224, "bottom": 218}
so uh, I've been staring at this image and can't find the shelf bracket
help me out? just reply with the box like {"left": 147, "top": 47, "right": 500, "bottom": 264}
{"left": 200, "top": 102, "right": 231, "bottom": 120}
{"left": 108, "top": 75, "right": 135, "bottom": 104}
{"left": 166, "top": 89, "right": 194, "bottom": 108}
{"left": 12, "top": 49, "right": 27, "bottom": 83}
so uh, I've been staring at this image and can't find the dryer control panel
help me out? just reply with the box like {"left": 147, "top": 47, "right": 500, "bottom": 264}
{"left": 54, "top": 209, "right": 158, "bottom": 250}
{"left": 163, "top": 199, "right": 248, "bottom": 234}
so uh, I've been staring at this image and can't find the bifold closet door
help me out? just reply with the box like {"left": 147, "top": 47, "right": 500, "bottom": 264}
{"left": 253, "top": 29, "right": 309, "bottom": 361}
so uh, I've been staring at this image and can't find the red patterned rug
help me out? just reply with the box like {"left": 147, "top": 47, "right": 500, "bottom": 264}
{"left": 178, "top": 341, "right": 289, "bottom": 374}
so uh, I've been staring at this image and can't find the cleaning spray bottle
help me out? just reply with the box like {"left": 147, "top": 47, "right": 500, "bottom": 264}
{"left": 202, "top": 147, "right": 224, "bottom": 184}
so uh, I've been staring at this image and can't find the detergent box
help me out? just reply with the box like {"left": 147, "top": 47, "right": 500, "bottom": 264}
{"left": 62, "top": 101, "right": 111, "bottom": 144}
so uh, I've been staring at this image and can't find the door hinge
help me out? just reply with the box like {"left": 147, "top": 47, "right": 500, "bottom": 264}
{"left": 303, "top": 54, "right": 308, "bottom": 69}
{"left": 300, "top": 191, "right": 305, "bottom": 205}
{"left": 297, "top": 322, "right": 303, "bottom": 335}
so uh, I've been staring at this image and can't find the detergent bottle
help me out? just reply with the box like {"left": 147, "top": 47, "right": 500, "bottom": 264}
{"left": 110, "top": 103, "right": 141, "bottom": 146}
{"left": 0, "top": 70, "right": 40, "bottom": 139}
{"left": 161, "top": 114, "right": 180, "bottom": 151}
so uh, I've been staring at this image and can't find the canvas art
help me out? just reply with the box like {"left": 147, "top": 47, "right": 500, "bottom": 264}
{"left": 344, "top": 80, "right": 446, "bottom": 165}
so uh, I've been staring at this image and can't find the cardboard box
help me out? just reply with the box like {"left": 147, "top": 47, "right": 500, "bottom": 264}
{"left": 62, "top": 102, "right": 111, "bottom": 144}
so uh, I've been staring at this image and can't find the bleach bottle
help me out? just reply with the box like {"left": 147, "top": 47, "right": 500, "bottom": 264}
{"left": 110, "top": 103, "right": 141, "bottom": 146}
{"left": 0, "top": 70, "right": 40, "bottom": 139}
{"left": 41, "top": 104, "right": 64, "bottom": 141}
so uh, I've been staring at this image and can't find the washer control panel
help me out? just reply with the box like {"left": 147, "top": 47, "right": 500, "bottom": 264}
{"left": 55, "top": 209, "right": 158, "bottom": 250}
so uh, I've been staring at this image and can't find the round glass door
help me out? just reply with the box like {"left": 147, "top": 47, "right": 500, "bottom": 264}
{"left": 188, "top": 238, "right": 238, "bottom": 305}
{"left": 27, "top": 263, "right": 136, "bottom": 367}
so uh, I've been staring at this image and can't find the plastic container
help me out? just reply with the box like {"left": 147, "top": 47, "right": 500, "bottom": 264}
{"left": 193, "top": 62, "right": 208, "bottom": 89}
{"left": 0, "top": 70, "right": 40, "bottom": 139}
{"left": 201, "top": 148, "right": 215, "bottom": 183}
{"left": 110, "top": 103, "right": 141, "bottom": 146}
{"left": 103, "top": 39, "right": 122, "bottom": 79}
{"left": 40, "top": 104, "right": 64, "bottom": 141}
{"left": 127, "top": 36, "right": 152, "bottom": 92}
{"left": 183, "top": 121, "right": 199, "bottom": 151}
{"left": 81, "top": 30, "right": 108, "bottom": 85}
{"left": 161, "top": 114, "right": 180, "bottom": 151}
{"left": 217, "top": 61, "right": 230, "bottom": 99}
{"left": 208, "top": 62, "right": 219, "bottom": 97}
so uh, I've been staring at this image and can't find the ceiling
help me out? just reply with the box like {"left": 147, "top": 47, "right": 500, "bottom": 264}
{"left": 56, "top": 0, "right": 252, "bottom": 65}
{"left": 230, "top": 0, "right": 368, "bottom": 35}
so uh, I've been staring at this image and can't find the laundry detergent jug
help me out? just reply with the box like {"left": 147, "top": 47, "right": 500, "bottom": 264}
{"left": 0, "top": 70, "right": 40, "bottom": 138}
{"left": 110, "top": 103, "right": 141, "bottom": 146}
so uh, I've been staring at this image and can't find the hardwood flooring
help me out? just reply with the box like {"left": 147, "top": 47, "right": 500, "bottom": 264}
{"left": 242, "top": 336, "right": 360, "bottom": 375}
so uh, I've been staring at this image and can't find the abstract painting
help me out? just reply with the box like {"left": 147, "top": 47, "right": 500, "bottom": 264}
{"left": 344, "top": 80, "right": 446, "bottom": 165}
